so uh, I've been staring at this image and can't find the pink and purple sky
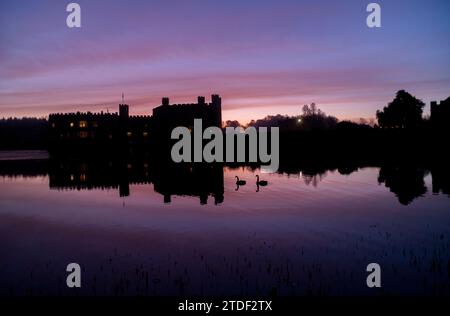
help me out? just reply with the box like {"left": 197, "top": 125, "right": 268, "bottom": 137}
{"left": 0, "top": 0, "right": 449, "bottom": 124}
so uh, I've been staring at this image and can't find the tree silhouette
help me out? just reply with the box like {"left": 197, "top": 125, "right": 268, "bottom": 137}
{"left": 376, "top": 90, "right": 425, "bottom": 128}
{"left": 299, "top": 103, "right": 338, "bottom": 130}
{"left": 224, "top": 120, "right": 242, "bottom": 128}
{"left": 246, "top": 104, "right": 338, "bottom": 131}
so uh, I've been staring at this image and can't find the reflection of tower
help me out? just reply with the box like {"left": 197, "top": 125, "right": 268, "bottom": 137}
{"left": 164, "top": 194, "right": 171, "bottom": 203}
{"left": 119, "top": 181, "right": 130, "bottom": 197}
{"left": 118, "top": 158, "right": 130, "bottom": 197}
{"left": 431, "top": 164, "right": 450, "bottom": 195}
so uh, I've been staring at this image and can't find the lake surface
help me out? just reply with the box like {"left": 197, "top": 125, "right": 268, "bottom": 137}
{"left": 0, "top": 151, "right": 449, "bottom": 296}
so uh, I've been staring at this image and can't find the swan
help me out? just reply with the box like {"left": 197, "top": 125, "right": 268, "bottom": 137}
{"left": 255, "top": 175, "right": 268, "bottom": 186}
{"left": 235, "top": 176, "right": 246, "bottom": 185}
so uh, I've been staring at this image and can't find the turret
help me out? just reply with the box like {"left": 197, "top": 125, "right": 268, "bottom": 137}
{"left": 198, "top": 96, "right": 205, "bottom": 105}
{"left": 119, "top": 104, "right": 129, "bottom": 120}
{"left": 211, "top": 94, "right": 222, "bottom": 127}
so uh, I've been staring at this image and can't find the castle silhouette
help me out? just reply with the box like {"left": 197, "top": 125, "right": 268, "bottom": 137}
{"left": 430, "top": 97, "right": 450, "bottom": 128}
{"left": 2, "top": 93, "right": 450, "bottom": 205}
{"left": 48, "top": 94, "right": 222, "bottom": 147}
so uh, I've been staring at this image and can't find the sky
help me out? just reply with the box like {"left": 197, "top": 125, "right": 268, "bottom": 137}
{"left": 0, "top": 0, "right": 449, "bottom": 124}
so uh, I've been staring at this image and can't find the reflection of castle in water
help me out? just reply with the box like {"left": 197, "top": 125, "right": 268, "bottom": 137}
{"left": 47, "top": 156, "right": 224, "bottom": 205}
{"left": 153, "top": 163, "right": 224, "bottom": 205}
{"left": 1, "top": 157, "right": 449, "bottom": 206}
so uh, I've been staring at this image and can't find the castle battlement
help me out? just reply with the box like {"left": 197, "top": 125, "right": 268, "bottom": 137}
{"left": 152, "top": 95, "right": 222, "bottom": 131}
{"left": 430, "top": 97, "right": 450, "bottom": 127}
{"left": 48, "top": 94, "right": 223, "bottom": 146}
{"left": 49, "top": 112, "right": 119, "bottom": 118}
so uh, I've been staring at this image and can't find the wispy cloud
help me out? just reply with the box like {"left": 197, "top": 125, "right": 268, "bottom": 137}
{"left": 1, "top": 0, "right": 449, "bottom": 122}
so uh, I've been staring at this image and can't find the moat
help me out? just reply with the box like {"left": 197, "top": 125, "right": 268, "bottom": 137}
{"left": 1, "top": 151, "right": 449, "bottom": 295}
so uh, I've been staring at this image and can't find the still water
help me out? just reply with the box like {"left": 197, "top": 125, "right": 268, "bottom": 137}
{"left": 0, "top": 151, "right": 449, "bottom": 295}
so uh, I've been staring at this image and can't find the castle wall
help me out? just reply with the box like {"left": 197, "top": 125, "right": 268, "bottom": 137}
{"left": 430, "top": 97, "right": 450, "bottom": 128}
{"left": 48, "top": 95, "right": 223, "bottom": 148}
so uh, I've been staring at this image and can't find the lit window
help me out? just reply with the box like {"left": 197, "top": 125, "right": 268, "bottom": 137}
{"left": 70, "top": 122, "right": 74, "bottom": 127}
{"left": 143, "top": 132, "right": 148, "bottom": 137}
{"left": 127, "top": 132, "right": 132, "bottom": 137}
{"left": 52, "top": 123, "right": 56, "bottom": 128}
{"left": 79, "top": 121, "right": 87, "bottom": 128}
{"left": 79, "top": 131, "right": 88, "bottom": 138}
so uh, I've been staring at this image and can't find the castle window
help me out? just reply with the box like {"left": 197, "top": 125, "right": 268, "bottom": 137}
{"left": 127, "top": 132, "right": 132, "bottom": 137}
{"left": 70, "top": 122, "right": 74, "bottom": 128}
{"left": 51, "top": 123, "right": 56, "bottom": 128}
{"left": 79, "top": 131, "right": 88, "bottom": 138}
{"left": 142, "top": 132, "right": 148, "bottom": 137}
{"left": 79, "top": 121, "right": 87, "bottom": 128}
